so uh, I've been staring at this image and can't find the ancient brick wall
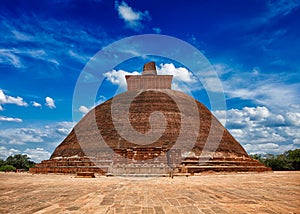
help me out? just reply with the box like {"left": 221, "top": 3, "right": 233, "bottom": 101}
{"left": 126, "top": 75, "right": 173, "bottom": 90}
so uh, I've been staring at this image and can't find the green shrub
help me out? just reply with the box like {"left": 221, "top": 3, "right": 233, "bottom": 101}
{"left": 0, "top": 165, "right": 16, "bottom": 172}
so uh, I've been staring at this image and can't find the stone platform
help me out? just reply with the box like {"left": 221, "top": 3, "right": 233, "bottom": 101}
{"left": 30, "top": 148, "right": 270, "bottom": 175}
{"left": 1, "top": 171, "right": 299, "bottom": 213}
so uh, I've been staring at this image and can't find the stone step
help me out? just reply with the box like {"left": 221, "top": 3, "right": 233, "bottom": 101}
{"left": 183, "top": 165, "right": 272, "bottom": 173}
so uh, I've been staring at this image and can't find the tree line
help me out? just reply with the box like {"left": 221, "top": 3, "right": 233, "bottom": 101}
{"left": 0, "top": 154, "right": 35, "bottom": 172}
{"left": 250, "top": 149, "right": 300, "bottom": 170}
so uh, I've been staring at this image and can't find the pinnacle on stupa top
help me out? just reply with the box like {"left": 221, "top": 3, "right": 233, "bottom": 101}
{"left": 125, "top": 61, "right": 173, "bottom": 90}
{"left": 142, "top": 61, "right": 157, "bottom": 75}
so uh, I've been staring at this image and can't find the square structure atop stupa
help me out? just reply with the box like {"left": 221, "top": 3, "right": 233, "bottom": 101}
{"left": 125, "top": 62, "right": 173, "bottom": 90}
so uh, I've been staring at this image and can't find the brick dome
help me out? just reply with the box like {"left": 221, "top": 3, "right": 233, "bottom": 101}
{"left": 30, "top": 89, "right": 270, "bottom": 174}
{"left": 52, "top": 89, "right": 248, "bottom": 159}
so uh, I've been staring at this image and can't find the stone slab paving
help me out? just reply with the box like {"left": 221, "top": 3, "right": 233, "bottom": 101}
{"left": 0, "top": 171, "right": 299, "bottom": 214}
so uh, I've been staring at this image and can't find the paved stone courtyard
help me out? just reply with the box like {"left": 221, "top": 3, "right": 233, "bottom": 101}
{"left": 0, "top": 171, "right": 299, "bottom": 213}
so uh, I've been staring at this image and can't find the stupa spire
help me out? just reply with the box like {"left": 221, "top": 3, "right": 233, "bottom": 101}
{"left": 125, "top": 62, "right": 173, "bottom": 91}
{"left": 142, "top": 61, "right": 157, "bottom": 75}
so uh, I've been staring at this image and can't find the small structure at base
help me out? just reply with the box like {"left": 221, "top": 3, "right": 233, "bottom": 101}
{"left": 75, "top": 172, "right": 95, "bottom": 178}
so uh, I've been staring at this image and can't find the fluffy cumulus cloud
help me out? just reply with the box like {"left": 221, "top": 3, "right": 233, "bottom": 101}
{"left": 213, "top": 105, "right": 300, "bottom": 155}
{"left": 157, "top": 63, "right": 199, "bottom": 92}
{"left": 104, "top": 69, "right": 140, "bottom": 89}
{"left": 212, "top": 63, "right": 300, "bottom": 156}
{"left": 23, "top": 148, "right": 52, "bottom": 163}
{"left": 0, "top": 89, "right": 28, "bottom": 107}
{"left": 79, "top": 105, "right": 89, "bottom": 114}
{"left": 0, "top": 146, "right": 20, "bottom": 160}
{"left": 157, "top": 63, "right": 196, "bottom": 84}
{"left": 285, "top": 112, "right": 300, "bottom": 126}
{"left": 0, "top": 121, "right": 75, "bottom": 162}
{"left": 32, "top": 101, "right": 42, "bottom": 107}
{"left": 115, "top": 1, "right": 150, "bottom": 31}
{"left": 45, "top": 96, "right": 56, "bottom": 109}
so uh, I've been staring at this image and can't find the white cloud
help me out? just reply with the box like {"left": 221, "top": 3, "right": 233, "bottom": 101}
{"left": 212, "top": 63, "right": 232, "bottom": 76}
{"left": 214, "top": 106, "right": 287, "bottom": 129}
{"left": 0, "top": 121, "right": 75, "bottom": 161}
{"left": 97, "top": 95, "right": 107, "bottom": 105}
{"left": 0, "top": 122, "right": 74, "bottom": 145}
{"left": 11, "top": 29, "right": 33, "bottom": 41}
{"left": 0, "top": 116, "right": 22, "bottom": 122}
{"left": 104, "top": 69, "right": 140, "bottom": 89}
{"left": 68, "top": 50, "right": 89, "bottom": 63}
{"left": 56, "top": 128, "right": 71, "bottom": 135}
{"left": 157, "top": 63, "right": 202, "bottom": 93}
{"left": 78, "top": 95, "right": 106, "bottom": 116}
{"left": 293, "top": 139, "right": 300, "bottom": 144}
{"left": 115, "top": 1, "right": 150, "bottom": 31}
{"left": 244, "top": 106, "right": 270, "bottom": 120}
{"left": 285, "top": 112, "right": 300, "bottom": 126}
{"left": 0, "top": 146, "right": 51, "bottom": 163}
{"left": 267, "top": 0, "right": 300, "bottom": 18}
{"left": 0, "top": 128, "right": 44, "bottom": 145}
{"left": 104, "top": 63, "right": 200, "bottom": 93}
{"left": 0, "top": 49, "right": 23, "bottom": 68}
{"left": 0, "top": 47, "right": 60, "bottom": 69}
{"left": 230, "top": 83, "right": 299, "bottom": 110}
{"left": 0, "top": 105, "right": 3, "bottom": 111}
{"left": 79, "top": 105, "right": 89, "bottom": 114}
{"left": 23, "top": 148, "right": 52, "bottom": 163}
{"left": 252, "top": 66, "right": 260, "bottom": 75}
{"left": 213, "top": 105, "right": 300, "bottom": 154}
{"left": 157, "top": 63, "right": 196, "bottom": 84}
{"left": 214, "top": 63, "right": 300, "bottom": 110}
{"left": 0, "top": 17, "right": 108, "bottom": 76}
{"left": 281, "top": 126, "right": 300, "bottom": 140}
{"left": 0, "top": 89, "right": 28, "bottom": 107}
{"left": 202, "top": 77, "right": 224, "bottom": 93}
{"left": 32, "top": 101, "right": 42, "bottom": 107}
{"left": 245, "top": 143, "right": 296, "bottom": 155}
{"left": 0, "top": 146, "right": 20, "bottom": 160}
{"left": 45, "top": 96, "right": 56, "bottom": 109}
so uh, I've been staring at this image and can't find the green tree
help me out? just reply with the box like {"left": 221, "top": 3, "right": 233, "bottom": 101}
{"left": 0, "top": 159, "right": 5, "bottom": 167}
{"left": 251, "top": 149, "right": 300, "bottom": 171}
{"left": 6, "top": 154, "right": 35, "bottom": 170}
{"left": 263, "top": 155, "right": 292, "bottom": 170}
{"left": 285, "top": 149, "right": 300, "bottom": 170}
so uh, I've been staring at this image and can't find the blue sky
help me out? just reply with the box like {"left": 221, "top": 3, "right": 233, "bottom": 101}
{"left": 0, "top": 0, "right": 299, "bottom": 162}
